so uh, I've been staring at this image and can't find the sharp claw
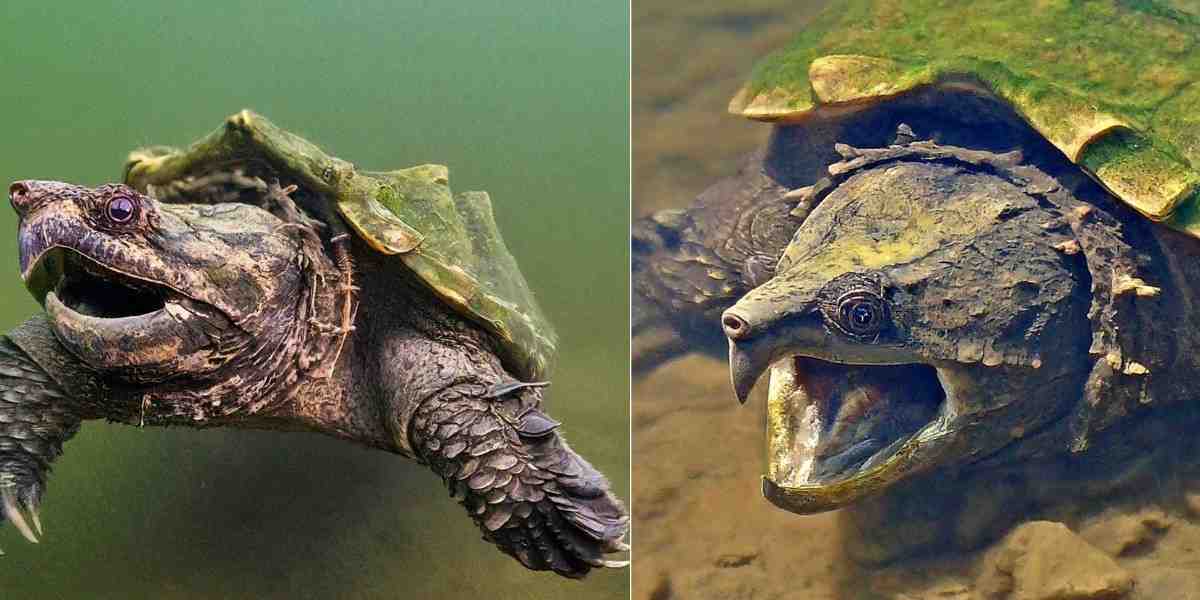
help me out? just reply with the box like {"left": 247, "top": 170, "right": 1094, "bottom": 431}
{"left": 2, "top": 490, "right": 38, "bottom": 544}
{"left": 601, "top": 560, "right": 630, "bottom": 568}
{"left": 26, "top": 502, "right": 42, "bottom": 537}
{"left": 612, "top": 540, "right": 631, "bottom": 553}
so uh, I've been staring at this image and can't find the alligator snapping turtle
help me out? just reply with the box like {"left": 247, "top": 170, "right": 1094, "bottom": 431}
{"left": 633, "top": 0, "right": 1200, "bottom": 530}
{"left": 0, "top": 111, "right": 628, "bottom": 578}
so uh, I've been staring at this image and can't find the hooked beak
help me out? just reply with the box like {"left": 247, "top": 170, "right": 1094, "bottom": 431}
{"left": 724, "top": 309, "right": 824, "bottom": 405}
{"left": 721, "top": 272, "right": 828, "bottom": 404}
{"left": 724, "top": 310, "right": 774, "bottom": 404}
{"left": 729, "top": 338, "right": 773, "bottom": 404}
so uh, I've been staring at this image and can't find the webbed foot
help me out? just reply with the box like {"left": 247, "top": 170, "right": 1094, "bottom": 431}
{"left": 411, "top": 385, "right": 629, "bottom": 578}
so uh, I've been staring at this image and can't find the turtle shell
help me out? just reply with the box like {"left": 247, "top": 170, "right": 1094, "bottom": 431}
{"left": 123, "top": 111, "right": 556, "bottom": 380}
{"left": 728, "top": 0, "right": 1200, "bottom": 237}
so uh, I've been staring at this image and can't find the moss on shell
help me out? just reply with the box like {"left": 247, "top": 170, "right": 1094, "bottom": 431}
{"left": 731, "top": 0, "right": 1200, "bottom": 235}
{"left": 124, "top": 111, "right": 556, "bottom": 380}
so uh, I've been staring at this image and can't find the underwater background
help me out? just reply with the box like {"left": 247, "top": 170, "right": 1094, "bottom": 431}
{"left": 0, "top": 1, "right": 629, "bottom": 598}
{"left": 632, "top": 2, "right": 838, "bottom": 597}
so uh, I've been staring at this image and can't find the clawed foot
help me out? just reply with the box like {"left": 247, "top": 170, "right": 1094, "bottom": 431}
{"left": 479, "top": 426, "right": 631, "bottom": 574}
{"left": 0, "top": 336, "right": 78, "bottom": 554}
{"left": 0, "top": 464, "right": 45, "bottom": 551}
{"left": 2, "top": 486, "right": 42, "bottom": 546}
{"left": 412, "top": 386, "right": 630, "bottom": 578}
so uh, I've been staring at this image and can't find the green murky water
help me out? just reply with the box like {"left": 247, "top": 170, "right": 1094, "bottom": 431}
{"left": 0, "top": 2, "right": 628, "bottom": 598}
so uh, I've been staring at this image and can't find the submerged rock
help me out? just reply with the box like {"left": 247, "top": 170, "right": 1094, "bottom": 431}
{"left": 976, "top": 521, "right": 1132, "bottom": 600}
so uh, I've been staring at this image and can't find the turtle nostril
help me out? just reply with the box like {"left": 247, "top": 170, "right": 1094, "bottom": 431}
{"left": 723, "top": 313, "right": 750, "bottom": 340}
{"left": 9, "top": 182, "right": 30, "bottom": 212}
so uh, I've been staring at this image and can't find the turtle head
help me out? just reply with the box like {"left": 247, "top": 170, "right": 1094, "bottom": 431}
{"left": 9, "top": 180, "right": 334, "bottom": 409}
{"left": 722, "top": 157, "right": 1111, "bottom": 513}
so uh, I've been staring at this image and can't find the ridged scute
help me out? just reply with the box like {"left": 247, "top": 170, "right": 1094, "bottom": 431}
{"left": 729, "top": 0, "right": 1200, "bottom": 237}
{"left": 123, "top": 111, "right": 556, "bottom": 380}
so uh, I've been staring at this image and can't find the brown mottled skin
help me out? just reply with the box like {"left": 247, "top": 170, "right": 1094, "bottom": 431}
{"left": 0, "top": 180, "right": 627, "bottom": 578}
{"left": 632, "top": 85, "right": 1200, "bottom": 561}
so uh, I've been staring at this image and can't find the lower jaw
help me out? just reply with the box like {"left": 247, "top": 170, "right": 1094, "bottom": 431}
{"left": 762, "top": 357, "right": 953, "bottom": 514}
{"left": 45, "top": 291, "right": 210, "bottom": 371}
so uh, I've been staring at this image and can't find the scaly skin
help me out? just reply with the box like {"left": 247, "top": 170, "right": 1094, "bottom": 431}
{"left": 0, "top": 180, "right": 628, "bottom": 578}
{"left": 410, "top": 385, "right": 627, "bottom": 573}
{"left": 631, "top": 83, "right": 1097, "bottom": 373}
{"left": 0, "top": 335, "right": 79, "bottom": 543}
{"left": 632, "top": 100, "right": 1200, "bottom": 558}
{"left": 631, "top": 151, "right": 803, "bottom": 373}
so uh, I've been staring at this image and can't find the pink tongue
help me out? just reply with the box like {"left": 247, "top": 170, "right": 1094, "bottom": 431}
{"left": 790, "top": 358, "right": 943, "bottom": 478}
{"left": 793, "top": 359, "right": 887, "bottom": 458}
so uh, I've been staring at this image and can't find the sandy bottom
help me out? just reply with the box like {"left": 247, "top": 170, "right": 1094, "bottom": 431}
{"left": 632, "top": 357, "right": 1200, "bottom": 600}
{"left": 633, "top": 355, "right": 847, "bottom": 599}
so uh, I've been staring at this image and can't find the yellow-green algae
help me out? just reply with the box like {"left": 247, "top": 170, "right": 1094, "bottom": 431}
{"left": 125, "top": 111, "right": 556, "bottom": 380}
{"left": 729, "top": 0, "right": 1200, "bottom": 236}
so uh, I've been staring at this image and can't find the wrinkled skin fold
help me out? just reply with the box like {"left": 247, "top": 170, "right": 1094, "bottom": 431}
{"left": 723, "top": 145, "right": 1100, "bottom": 511}
{"left": 0, "top": 178, "right": 627, "bottom": 578}
{"left": 633, "top": 85, "right": 1198, "bottom": 537}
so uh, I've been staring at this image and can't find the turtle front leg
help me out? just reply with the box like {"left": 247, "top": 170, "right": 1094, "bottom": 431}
{"left": 0, "top": 335, "right": 83, "bottom": 549}
{"left": 630, "top": 154, "right": 802, "bottom": 375}
{"left": 409, "top": 383, "right": 629, "bottom": 578}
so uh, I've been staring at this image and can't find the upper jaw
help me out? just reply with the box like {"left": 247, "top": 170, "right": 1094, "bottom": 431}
{"left": 18, "top": 202, "right": 249, "bottom": 324}
{"left": 727, "top": 316, "right": 831, "bottom": 404}
{"left": 18, "top": 218, "right": 225, "bottom": 372}
{"left": 726, "top": 316, "right": 916, "bottom": 404}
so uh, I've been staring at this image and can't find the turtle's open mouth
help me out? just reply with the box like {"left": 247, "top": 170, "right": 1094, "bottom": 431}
{"left": 21, "top": 245, "right": 216, "bottom": 371}
{"left": 761, "top": 355, "right": 955, "bottom": 513}
{"left": 28, "top": 248, "right": 171, "bottom": 318}
{"left": 767, "top": 356, "right": 945, "bottom": 483}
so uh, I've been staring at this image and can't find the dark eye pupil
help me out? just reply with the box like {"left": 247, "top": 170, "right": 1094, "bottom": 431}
{"left": 851, "top": 303, "right": 874, "bottom": 325}
{"left": 837, "top": 293, "right": 885, "bottom": 337}
{"left": 108, "top": 197, "right": 135, "bottom": 222}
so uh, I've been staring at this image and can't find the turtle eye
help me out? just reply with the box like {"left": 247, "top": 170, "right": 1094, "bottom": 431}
{"left": 106, "top": 195, "right": 138, "bottom": 224}
{"left": 837, "top": 291, "right": 887, "bottom": 338}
